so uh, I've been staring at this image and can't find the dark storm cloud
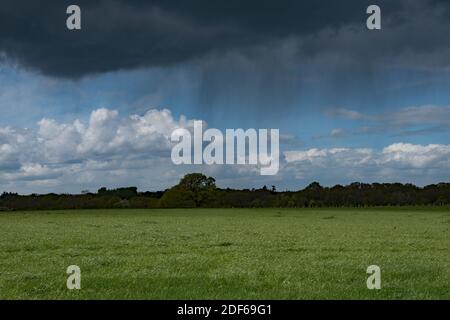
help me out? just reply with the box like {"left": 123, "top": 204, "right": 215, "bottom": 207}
{"left": 0, "top": 0, "right": 408, "bottom": 78}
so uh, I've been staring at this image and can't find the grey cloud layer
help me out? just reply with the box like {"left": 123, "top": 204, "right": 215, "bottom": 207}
{"left": 327, "top": 105, "right": 450, "bottom": 137}
{"left": 1, "top": 0, "right": 446, "bottom": 78}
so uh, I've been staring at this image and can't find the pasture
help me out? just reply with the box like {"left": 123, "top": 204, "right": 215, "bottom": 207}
{"left": 0, "top": 208, "right": 448, "bottom": 299}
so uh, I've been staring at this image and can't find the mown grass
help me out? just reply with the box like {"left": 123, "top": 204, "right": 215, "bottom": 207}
{"left": 0, "top": 208, "right": 448, "bottom": 299}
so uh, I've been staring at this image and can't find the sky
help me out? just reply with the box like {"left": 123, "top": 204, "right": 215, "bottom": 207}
{"left": 1, "top": 0, "right": 450, "bottom": 193}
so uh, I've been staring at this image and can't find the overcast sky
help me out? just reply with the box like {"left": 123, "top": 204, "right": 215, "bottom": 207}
{"left": 1, "top": 0, "right": 450, "bottom": 193}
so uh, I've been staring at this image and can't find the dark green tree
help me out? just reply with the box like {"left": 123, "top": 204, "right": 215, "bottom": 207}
{"left": 160, "top": 173, "right": 217, "bottom": 207}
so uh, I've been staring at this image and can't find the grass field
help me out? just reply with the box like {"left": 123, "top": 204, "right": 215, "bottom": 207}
{"left": 0, "top": 208, "right": 448, "bottom": 299}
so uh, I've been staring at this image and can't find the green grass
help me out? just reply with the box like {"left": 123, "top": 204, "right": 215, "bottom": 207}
{"left": 0, "top": 208, "right": 448, "bottom": 299}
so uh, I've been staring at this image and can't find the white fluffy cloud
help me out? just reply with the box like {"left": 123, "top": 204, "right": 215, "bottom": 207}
{"left": 36, "top": 108, "right": 195, "bottom": 162}
{"left": 382, "top": 143, "right": 450, "bottom": 168}
{"left": 0, "top": 108, "right": 199, "bottom": 193}
{"left": 285, "top": 143, "right": 450, "bottom": 169}
{"left": 284, "top": 143, "right": 450, "bottom": 185}
{"left": 1, "top": 107, "right": 450, "bottom": 193}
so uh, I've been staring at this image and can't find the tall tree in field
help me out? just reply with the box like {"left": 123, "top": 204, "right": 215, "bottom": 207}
{"left": 161, "top": 173, "right": 217, "bottom": 208}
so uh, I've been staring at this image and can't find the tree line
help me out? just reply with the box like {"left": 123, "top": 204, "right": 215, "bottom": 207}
{"left": 1, "top": 173, "right": 450, "bottom": 211}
